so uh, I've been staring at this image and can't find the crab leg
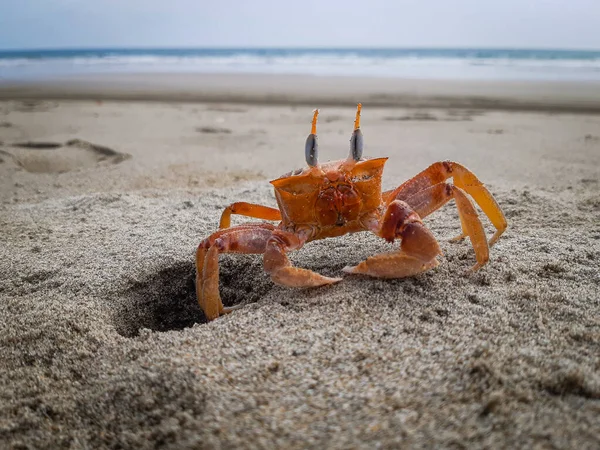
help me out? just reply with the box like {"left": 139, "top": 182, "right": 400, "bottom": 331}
{"left": 384, "top": 161, "right": 507, "bottom": 246}
{"left": 343, "top": 200, "right": 442, "bottom": 278}
{"left": 219, "top": 202, "right": 282, "bottom": 229}
{"left": 264, "top": 230, "right": 342, "bottom": 287}
{"left": 196, "top": 223, "right": 275, "bottom": 320}
{"left": 404, "top": 183, "right": 489, "bottom": 271}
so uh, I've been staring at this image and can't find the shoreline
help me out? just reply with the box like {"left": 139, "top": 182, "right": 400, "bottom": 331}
{"left": 2, "top": 73, "right": 600, "bottom": 113}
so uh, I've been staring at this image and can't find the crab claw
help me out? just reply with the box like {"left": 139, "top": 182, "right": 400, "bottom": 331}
{"left": 342, "top": 257, "right": 439, "bottom": 278}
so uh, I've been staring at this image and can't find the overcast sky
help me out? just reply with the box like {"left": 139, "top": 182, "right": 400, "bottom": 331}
{"left": 1, "top": 0, "right": 599, "bottom": 50}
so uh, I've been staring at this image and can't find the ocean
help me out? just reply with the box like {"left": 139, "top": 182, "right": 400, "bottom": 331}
{"left": 1, "top": 48, "right": 600, "bottom": 81}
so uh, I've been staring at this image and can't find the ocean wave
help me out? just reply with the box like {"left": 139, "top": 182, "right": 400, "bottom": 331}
{"left": 2, "top": 49, "right": 600, "bottom": 80}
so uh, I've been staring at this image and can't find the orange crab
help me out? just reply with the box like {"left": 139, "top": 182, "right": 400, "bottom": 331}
{"left": 196, "top": 104, "right": 507, "bottom": 320}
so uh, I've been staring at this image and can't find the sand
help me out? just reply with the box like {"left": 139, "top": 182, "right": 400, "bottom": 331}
{"left": 4, "top": 74, "right": 600, "bottom": 113}
{"left": 0, "top": 76, "right": 599, "bottom": 449}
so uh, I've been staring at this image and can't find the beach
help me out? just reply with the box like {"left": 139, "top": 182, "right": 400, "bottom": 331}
{"left": 1, "top": 74, "right": 599, "bottom": 448}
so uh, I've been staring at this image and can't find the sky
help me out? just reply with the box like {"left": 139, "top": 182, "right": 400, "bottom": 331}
{"left": 1, "top": 0, "right": 599, "bottom": 50}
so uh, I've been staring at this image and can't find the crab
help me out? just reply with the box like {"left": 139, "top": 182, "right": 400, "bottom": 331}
{"left": 196, "top": 104, "right": 507, "bottom": 320}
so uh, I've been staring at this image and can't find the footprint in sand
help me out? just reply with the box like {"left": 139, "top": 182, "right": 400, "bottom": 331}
{"left": 1, "top": 139, "right": 130, "bottom": 173}
{"left": 12, "top": 141, "right": 62, "bottom": 149}
{"left": 383, "top": 111, "right": 477, "bottom": 122}
{"left": 13, "top": 100, "right": 58, "bottom": 113}
{"left": 384, "top": 112, "right": 439, "bottom": 121}
{"left": 196, "top": 126, "right": 232, "bottom": 134}
{"left": 206, "top": 105, "right": 248, "bottom": 113}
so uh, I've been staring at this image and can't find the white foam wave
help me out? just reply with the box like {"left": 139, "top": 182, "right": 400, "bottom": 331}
{"left": 2, "top": 53, "right": 600, "bottom": 80}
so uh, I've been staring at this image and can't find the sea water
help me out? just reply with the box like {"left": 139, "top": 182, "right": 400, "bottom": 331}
{"left": 1, "top": 48, "right": 600, "bottom": 81}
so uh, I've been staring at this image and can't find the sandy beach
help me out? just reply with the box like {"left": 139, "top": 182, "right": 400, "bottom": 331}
{"left": 1, "top": 75, "right": 599, "bottom": 449}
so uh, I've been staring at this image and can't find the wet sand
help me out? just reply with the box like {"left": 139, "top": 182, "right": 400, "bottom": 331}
{"left": 0, "top": 76, "right": 599, "bottom": 448}
{"left": 3, "top": 73, "right": 600, "bottom": 113}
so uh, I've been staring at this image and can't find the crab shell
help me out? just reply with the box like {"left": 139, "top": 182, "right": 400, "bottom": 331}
{"left": 270, "top": 157, "right": 388, "bottom": 239}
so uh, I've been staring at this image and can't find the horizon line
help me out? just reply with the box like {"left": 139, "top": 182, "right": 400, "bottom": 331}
{"left": 1, "top": 45, "right": 600, "bottom": 53}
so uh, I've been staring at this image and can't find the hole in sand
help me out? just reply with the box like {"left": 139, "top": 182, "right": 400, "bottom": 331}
{"left": 114, "top": 255, "right": 273, "bottom": 337}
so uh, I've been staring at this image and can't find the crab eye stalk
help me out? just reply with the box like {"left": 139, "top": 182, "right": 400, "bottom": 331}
{"left": 305, "top": 109, "right": 319, "bottom": 167}
{"left": 349, "top": 103, "right": 363, "bottom": 161}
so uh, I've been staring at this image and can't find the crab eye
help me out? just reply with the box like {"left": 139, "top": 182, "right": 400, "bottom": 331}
{"left": 305, "top": 109, "right": 319, "bottom": 167}
{"left": 350, "top": 128, "right": 363, "bottom": 161}
{"left": 349, "top": 103, "right": 363, "bottom": 161}
{"left": 305, "top": 133, "right": 318, "bottom": 167}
